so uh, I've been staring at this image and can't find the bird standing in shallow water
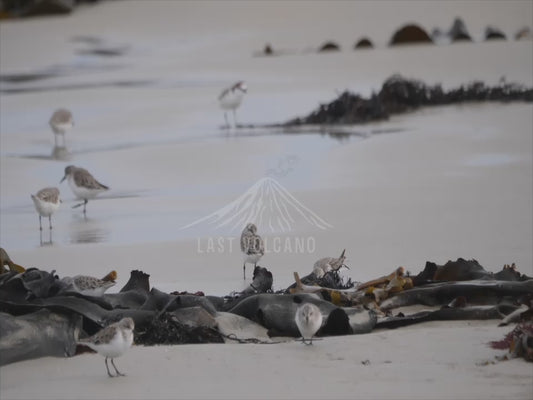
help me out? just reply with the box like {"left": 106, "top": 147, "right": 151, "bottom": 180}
{"left": 218, "top": 81, "right": 247, "bottom": 128}
{"left": 77, "top": 317, "right": 134, "bottom": 377}
{"left": 49, "top": 108, "right": 74, "bottom": 147}
{"left": 240, "top": 223, "right": 264, "bottom": 280}
{"left": 31, "top": 187, "right": 61, "bottom": 231}
{"left": 60, "top": 165, "right": 109, "bottom": 215}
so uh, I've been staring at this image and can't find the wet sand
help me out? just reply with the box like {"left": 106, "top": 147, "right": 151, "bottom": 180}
{"left": 1, "top": 1, "right": 532, "bottom": 399}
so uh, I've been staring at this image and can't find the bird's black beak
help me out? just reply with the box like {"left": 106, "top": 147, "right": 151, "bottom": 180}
{"left": 60, "top": 175, "right": 66, "bottom": 183}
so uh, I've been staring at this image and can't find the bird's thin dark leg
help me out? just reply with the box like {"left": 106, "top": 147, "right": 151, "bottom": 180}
{"left": 49, "top": 215, "right": 52, "bottom": 230}
{"left": 243, "top": 263, "right": 246, "bottom": 280}
{"left": 111, "top": 358, "right": 125, "bottom": 376}
{"left": 105, "top": 357, "right": 115, "bottom": 377}
{"left": 83, "top": 199, "right": 88, "bottom": 215}
{"left": 39, "top": 216, "right": 42, "bottom": 231}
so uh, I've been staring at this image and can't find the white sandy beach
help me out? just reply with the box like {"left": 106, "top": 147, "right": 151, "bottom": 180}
{"left": 1, "top": 1, "right": 532, "bottom": 399}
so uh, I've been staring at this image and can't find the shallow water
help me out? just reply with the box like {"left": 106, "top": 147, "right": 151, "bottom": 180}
{"left": 1, "top": 2, "right": 532, "bottom": 263}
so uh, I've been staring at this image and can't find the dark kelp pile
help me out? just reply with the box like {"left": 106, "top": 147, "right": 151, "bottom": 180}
{"left": 285, "top": 74, "right": 533, "bottom": 125}
{"left": 1, "top": 248, "right": 532, "bottom": 365}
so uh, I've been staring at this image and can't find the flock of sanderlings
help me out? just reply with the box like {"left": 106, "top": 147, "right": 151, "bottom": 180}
{"left": 29, "top": 81, "right": 325, "bottom": 376}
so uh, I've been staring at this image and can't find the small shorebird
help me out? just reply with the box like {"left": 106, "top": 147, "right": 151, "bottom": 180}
{"left": 218, "top": 81, "right": 247, "bottom": 128}
{"left": 60, "top": 165, "right": 109, "bottom": 215}
{"left": 62, "top": 271, "right": 117, "bottom": 296}
{"left": 240, "top": 222, "right": 264, "bottom": 280}
{"left": 31, "top": 187, "right": 61, "bottom": 231}
{"left": 312, "top": 249, "right": 347, "bottom": 278}
{"left": 77, "top": 317, "right": 134, "bottom": 378}
{"left": 49, "top": 108, "right": 74, "bottom": 147}
{"left": 295, "top": 302, "right": 323, "bottom": 345}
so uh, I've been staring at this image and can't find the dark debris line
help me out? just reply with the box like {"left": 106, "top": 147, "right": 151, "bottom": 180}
{"left": 286, "top": 74, "right": 533, "bottom": 126}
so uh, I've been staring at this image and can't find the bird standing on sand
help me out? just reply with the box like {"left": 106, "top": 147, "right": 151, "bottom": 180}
{"left": 240, "top": 223, "right": 264, "bottom": 280}
{"left": 60, "top": 165, "right": 109, "bottom": 215}
{"left": 31, "top": 187, "right": 61, "bottom": 231}
{"left": 49, "top": 108, "right": 74, "bottom": 147}
{"left": 295, "top": 302, "right": 323, "bottom": 345}
{"left": 218, "top": 81, "right": 247, "bottom": 128}
{"left": 77, "top": 317, "right": 134, "bottom": 378}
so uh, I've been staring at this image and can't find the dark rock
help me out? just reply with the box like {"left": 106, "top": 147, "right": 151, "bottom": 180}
{"left": 354, "top": 38, "right": 373, "bottom": 49}
{"left": 485, "top": 26, "right": 506, "bottom": 41}
{"left": 318, "top": 41, "right": 340, "bottom": 52}
{"left": 264, "top": 43, "right": 273, "bottom": 55}
{"left": 389, "top": 24, "right": 433, "bottom": 46}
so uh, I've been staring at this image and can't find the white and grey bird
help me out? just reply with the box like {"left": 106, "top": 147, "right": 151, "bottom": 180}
{"left": 312, "top": 249, "right": 347, "bottom": 278}
{"left": 240, "top": 222, "right": 264, "bottom": 280}
{"left": 218, "top": 81, "right": 247, "bottom": 128}
{"left": 77, "top": 317, "right": 134, "bottom": 378}
{"left": 295, "top": 302, "right": 323, "bottom": 345}
{"left": 31, "top": 187, "right": 61, "bottom": 231}
{"left": 60, "top": 165, "right": 109, "bottom": 215}
{"left": 61, "top": 273, "right": 116, "bottom": 297}
{"left": 49, "top": 108, "right": 74, "bottom": 147}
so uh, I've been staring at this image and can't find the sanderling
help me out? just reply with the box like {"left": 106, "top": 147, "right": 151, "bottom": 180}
{"left": 240, "top": 223, "right": 264, "bottom": 280}
{"left": 295, "top": 302, "right": 323, "bottom": 345}
{"left": 60, "top": 165, "right": 109, "bottom": 214}
{"left": 62, "top": 272, "right": 117, "bottom": 296}
{"left": 31, "top": 187, "right": 61, "bottom": 231}
{"left": 77, "top": 317, "right": 134, "bottom": 377}
{"left": 218, "top": 81, "right": 247, "bottom": 128}
{"left": 312, "top": 249, "right": 347, "bottom": 278}
{"left": 49, "top": 108, "right": 74, "bottom": 147}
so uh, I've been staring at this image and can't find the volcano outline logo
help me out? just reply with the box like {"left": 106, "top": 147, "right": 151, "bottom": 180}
{"left": 182, "top": 177, "right": 332, "bottom": 234}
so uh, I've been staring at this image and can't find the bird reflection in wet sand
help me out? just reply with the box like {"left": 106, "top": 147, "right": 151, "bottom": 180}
{"left": 69, "top": 216, "right": 109, "bottom": 244}
{"left": 51, "top": 145, "right": 72, "bottom": 161}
